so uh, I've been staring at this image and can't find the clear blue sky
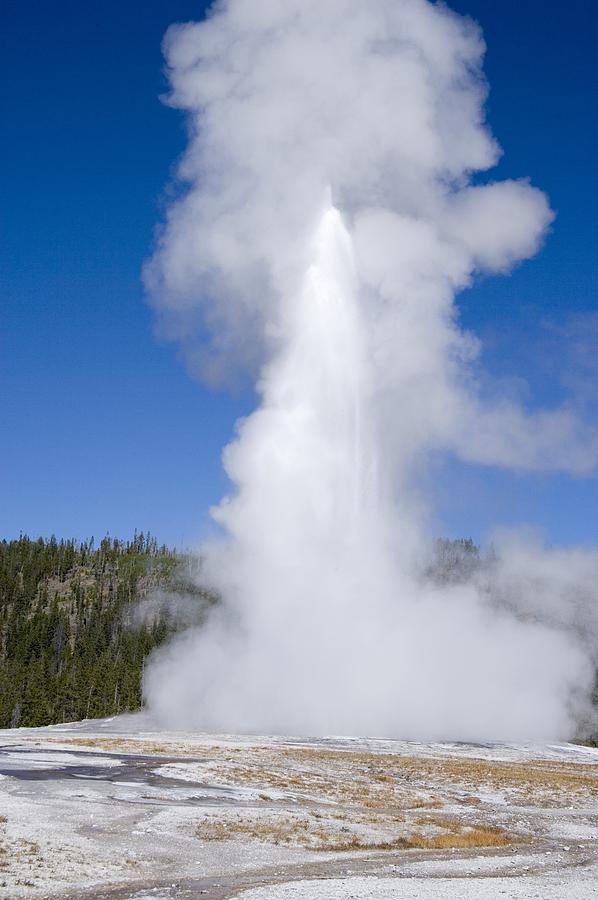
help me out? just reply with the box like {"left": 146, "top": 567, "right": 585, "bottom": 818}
{"left": 1, "top": 0, "right": 597, "bottom": 548}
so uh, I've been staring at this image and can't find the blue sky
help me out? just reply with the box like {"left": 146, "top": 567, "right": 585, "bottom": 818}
{"left": 2, "top": 0, "right": 597, "bottom": 548}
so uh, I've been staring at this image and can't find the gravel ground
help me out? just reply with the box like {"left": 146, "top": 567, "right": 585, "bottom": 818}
{"left": 234, "top": 867, "right": 598, "bottom": 900}
{"left": 0, "top": 718, "right": 595, "bottom": 899}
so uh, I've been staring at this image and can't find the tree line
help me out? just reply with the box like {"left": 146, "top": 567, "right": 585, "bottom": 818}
{"left": 1, "top": 533, "right": 595, "bottom": 742}
{"left": 0, "top": 533, "right": 208, "bottom": 728}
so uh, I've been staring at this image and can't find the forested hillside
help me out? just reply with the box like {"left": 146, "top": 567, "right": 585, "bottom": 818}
{"left": 1, "top": 534, "right": 596, "bottom": 741}
{"left": 0, "top": 534, "right": 212, "bottom": 728}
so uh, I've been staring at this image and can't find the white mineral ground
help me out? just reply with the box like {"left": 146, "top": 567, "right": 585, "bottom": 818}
{"left": 0, "top": 716, "right": 596, "bottom": 898}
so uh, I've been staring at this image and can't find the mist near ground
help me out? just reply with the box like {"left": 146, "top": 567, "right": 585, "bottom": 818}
{"left": 143, "top": 0, "right": 598, "bottom": 741}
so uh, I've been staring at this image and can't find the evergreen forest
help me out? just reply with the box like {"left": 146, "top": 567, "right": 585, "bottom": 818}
{"left": 0, "top": 534, "right": 212, "bottom": 728}
{"left": 0, "top": 534, "right": 596, "bottom": 742}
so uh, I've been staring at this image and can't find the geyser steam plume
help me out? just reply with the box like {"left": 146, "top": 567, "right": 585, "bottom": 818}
{"left": 145, "top": 0, "right": 598, "bottom": 740}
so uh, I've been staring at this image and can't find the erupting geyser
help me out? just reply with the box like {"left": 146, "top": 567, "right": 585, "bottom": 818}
{"left": 144, "top": 0, "right": 598, "bottom": 740}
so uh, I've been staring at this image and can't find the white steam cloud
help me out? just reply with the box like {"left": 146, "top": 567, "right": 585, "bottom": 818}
{"left": 144, "top": 0, "right": 598, "bottom": 741}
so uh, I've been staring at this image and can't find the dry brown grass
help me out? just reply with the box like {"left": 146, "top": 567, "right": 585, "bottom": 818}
{"left": 276, "top": 747, "right": 598, "bottom": 807}
{"left": 456, "top": 795, "right": 482, "bottom": 806}
{"left": 47, "top": 735, "right": 598, "bottom": 809}
{"left": 196, "top": 811, "right": 512, "bottom": 854}
{"left": 185, "top": 752, "right": 443, "bottom": 814}
{"left": 403, "top": 825, "right": 510, "bottom": 851}
{"left": 314, "top": 826, "right": 511, "bottom": 853}
{"left": 47, "top": 737, "right": 183, "bottom": 756}
{"left": 0, "top": 836, "right": 40, "bottom": 875}
{"left": 197, "top": 814, "right": 338, "bottom": 849}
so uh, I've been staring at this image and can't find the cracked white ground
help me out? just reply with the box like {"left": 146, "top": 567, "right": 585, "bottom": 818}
{"left": 0, "top": 716, "right": 596, "bottom": 899}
